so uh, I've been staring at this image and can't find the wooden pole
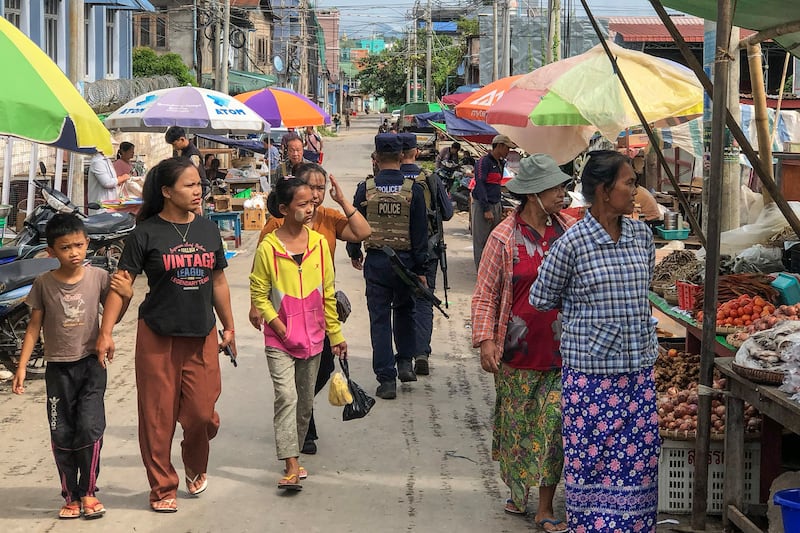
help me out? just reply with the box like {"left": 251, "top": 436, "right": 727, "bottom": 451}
{"left": 694, "top": 1, "right": 734, "bottom": 529}
{"left": 748, "top": 43, "right": 773, "bottom": 204}
{"left": 770, "top": 52, "right": 792, "bottom": 147}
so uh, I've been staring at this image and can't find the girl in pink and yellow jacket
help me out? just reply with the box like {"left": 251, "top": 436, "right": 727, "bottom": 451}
{"left": 250, "top": 177, "right": 347, "bottom": 491}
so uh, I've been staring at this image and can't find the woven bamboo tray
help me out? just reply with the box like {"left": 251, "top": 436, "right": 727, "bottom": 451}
{"left": 663, "top": 287, "right": 679, "bottom": 305}
{"left": 731, "top": 361, "right": 786, "bottom": 385}
{"left": 651, "top": 281, "right": 672, "bottom": 296}
{"left": 716, "top": 326, "right": 746, "bottom": 335}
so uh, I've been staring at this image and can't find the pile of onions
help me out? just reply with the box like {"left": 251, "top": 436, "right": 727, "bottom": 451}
{"left": 657, "top": 380, "right": 761, "bottom": 435}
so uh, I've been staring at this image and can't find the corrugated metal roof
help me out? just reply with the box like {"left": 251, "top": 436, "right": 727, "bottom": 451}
{"left": 608, "top": 15, "right": 755, "bottom": 43}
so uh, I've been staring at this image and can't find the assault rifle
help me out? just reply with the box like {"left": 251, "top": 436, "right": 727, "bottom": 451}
{"left": 382, "top": 246, "right": 450, "bottom": 319}
{"left": 425, "top": 171, "right": 449, "bottom": 309}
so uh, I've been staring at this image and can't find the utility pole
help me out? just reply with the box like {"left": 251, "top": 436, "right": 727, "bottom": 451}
{"left": 213, "top": 1, "right": 221, "bottom": 90}
{"left": 406, "top": 30, "right": 412, "bottom": 103}
{"left": 339, "top": 69, "right": 345, "bottom": 115}
{"left": 299, "top": 0, "right": 308, "bottom": 95}
{"left": 68, "top": 0, "right": 84, "bottom": 210}
{"left": 546, "top": 0, "right": 561, "bottom": 63}
{"left": 502, "top": 0, "right": 511, "bottom": 77}
{"left": 220, "top": 0, "right": 230, "bottom": 93}
{"left": 413, "top": 24, "right": 418, "bottom": 102}
{"left": 425, "top": 0, "right": 432, "bottom": 101}
{"left": 492, "top": 0, "right": 498, "bottom": 81}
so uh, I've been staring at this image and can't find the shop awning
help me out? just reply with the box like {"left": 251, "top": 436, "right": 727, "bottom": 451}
{"left": 663, "top": 0, "right": 800, "bottom": 57}
{"left": 201, "top": 70, "right": 278, "bottom": 96}
{"left": 84, "top": 0, "right": 156, "bottom": 11}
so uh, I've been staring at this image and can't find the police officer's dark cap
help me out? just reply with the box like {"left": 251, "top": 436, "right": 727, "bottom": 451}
{"left": 375, "top": 133, "right": 402, "bottom": 153}
{"left": 398, "top": 133, "right": 417, "bottom": 151}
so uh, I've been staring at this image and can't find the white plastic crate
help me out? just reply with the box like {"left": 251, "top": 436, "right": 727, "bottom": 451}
{"left": 657, "top": 438, "right": 760, "bottom": 514}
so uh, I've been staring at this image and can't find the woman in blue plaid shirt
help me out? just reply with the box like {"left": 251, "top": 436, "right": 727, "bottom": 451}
{"left": 530, "top": 150, "right": 660, "bottom": 533}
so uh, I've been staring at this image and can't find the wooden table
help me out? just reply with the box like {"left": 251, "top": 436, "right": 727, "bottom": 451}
{"left": 716, "top": 358, "right": 800, "bottom": 532}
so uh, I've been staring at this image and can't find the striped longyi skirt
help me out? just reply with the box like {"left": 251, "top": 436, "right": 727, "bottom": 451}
{"left": 561, "top": 365, "right": 660, "bottom": 533}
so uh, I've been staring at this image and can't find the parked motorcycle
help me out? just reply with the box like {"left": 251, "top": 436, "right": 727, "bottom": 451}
{"left": 0, "top": 257, "right": 58, "bottom": 378}
{"left": 11, "top": 181, "right": 135, "bottom": 270}
{"left": 433, "top": 161, "right": 472, "bottom": 212}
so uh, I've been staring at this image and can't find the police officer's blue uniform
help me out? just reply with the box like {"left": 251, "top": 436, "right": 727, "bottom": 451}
{"left": 347, "top": 134, "right": 429, "bottom": 398}
{"left": 398, "top": 133, "right": 454, "bottom": 374}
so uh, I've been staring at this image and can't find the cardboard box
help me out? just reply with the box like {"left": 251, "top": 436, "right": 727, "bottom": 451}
{"left": 212, "top": 195, "right": 231, "bottom": 212}
{"left": 230, "top": 197, "right": 246, "bottom": 211}
{"left": 243, "top": 207, "right": 267, "bottom": 231}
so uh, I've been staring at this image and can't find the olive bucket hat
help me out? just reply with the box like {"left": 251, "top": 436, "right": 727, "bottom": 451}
{"left": 505, "top": 153, "right": 572, "bottom": 195}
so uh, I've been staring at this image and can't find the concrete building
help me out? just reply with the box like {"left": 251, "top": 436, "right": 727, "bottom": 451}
{"left": 1, "top": 0, "right": 154, "bottom": 83}
{"left": 136, "top": 0, "right": 277, "bottom": 94}
{"left": 316, "top": 8, "right": 340, "bottom": 114}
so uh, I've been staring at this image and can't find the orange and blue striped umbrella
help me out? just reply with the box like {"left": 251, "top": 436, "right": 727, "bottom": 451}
{"left": 0, "top": 17, "right": 112, "bottom": 154}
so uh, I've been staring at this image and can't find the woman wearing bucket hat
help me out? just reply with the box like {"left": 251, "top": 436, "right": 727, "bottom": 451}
{"left": 471, "top": 154, "right": 574, "bottom": 532}
{"left": 530, "top": 150, "right": 659, "bottom": 532}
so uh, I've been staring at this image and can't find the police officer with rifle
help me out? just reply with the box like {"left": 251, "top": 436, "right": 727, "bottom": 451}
{"left": 398, "top": 133, "right": 453, "bottom": 377}
{"left": 347, "top": 134, "right": 429, "bottom": 400}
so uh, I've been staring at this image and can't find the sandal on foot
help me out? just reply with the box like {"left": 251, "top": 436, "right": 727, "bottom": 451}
{"left": 536, "top": 518, "right": 568, "bottom": 533}
{"left": 277, "top": 473, "right": 302, "bottom": 491}
{"left": 58, "top": 501, "right": 81, "bottom": 519}
{"left": 186, "top": 472, "right": 208, "bottom": 496}
{"left": 504, "top": 499, "right": 527, "bottom": 516}
{"left": 81, "top": 497, "right": 106, "bottom": 519}
{"left": 150, "top": 498, "right": 178, "bottom": 513}
{"left": 284, "top": 466, "right": 308, "bottom": 480}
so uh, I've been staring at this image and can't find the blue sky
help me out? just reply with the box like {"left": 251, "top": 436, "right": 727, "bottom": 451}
{"left": 317, "top": 0, "right": 669, "bottom": 38}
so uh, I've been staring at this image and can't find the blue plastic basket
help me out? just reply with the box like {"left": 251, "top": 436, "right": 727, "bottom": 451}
{"left": 771, "top": 273, "right": 800, "bottom": 305}
{"left": 774, "top": 488, "right": 800, "bottom": 531}
{"left": 656, "top": 225, "right": 690, "bottom": 240}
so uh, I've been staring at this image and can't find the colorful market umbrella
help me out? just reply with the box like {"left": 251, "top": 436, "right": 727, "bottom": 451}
{"left": 454, "top": 75, "right": 523, "bottom": 121}
{"left": 0, "top": 17, "right": 112, "bottom": 154}
{"left": 105, "top": 86, "right": 268, "bottom": 134}
{"left": 234, "top": 87, "right": 331, "bottom": 128}
{"left": 486, "top": 42, "right": 703, "bottom": 163}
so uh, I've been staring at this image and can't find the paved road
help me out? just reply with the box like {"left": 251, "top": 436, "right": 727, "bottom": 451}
{"left": 0, "top": 115, "right": 707, "bottom": 532}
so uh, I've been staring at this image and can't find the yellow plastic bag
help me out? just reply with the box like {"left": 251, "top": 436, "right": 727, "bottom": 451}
{"left": 328, "top": 372, "right": 353, "bottom": 406}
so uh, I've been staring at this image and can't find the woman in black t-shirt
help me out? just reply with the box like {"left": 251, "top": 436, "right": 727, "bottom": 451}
{"left": 103, "top": 157, "right": 237, "bottom": 513}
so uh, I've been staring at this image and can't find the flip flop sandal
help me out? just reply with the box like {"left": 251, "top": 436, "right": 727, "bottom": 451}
{"left": 504, "top": 499, "right": 527, "bottom": 516}
{"left": 537, "top": 518, "right": 568, "bottom": 533}
{"left": 80, "top": 496, "right": 106, "bottom": 519}
{"left": 186, "top": 472, "right": 208, "bottom": 496}
{"left": 284, "top": 466, "right": 308, "bottom": 480}
{"left": 150, "top": 498, "right": 178, "bottom": 513}
{"left": 58, "top": 502, "right": 81, "bottom": 519}
{"left": 277, "top": 473, "right": 303, "bottom": 491}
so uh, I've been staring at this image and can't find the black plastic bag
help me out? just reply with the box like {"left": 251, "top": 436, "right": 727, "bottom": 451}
{"left": 335, "top": 290, "right": 352, "bottom": 323}
{"left": 340, "top": 359, "right": 375, "bottom": 421}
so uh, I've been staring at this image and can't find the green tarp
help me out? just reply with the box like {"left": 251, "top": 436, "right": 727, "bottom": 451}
{"left": 663, "top": 0, "right": 800, "bottom": 57}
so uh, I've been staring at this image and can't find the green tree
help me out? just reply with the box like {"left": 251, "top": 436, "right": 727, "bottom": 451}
{"left": 356, "top": 44, "right": 414, "bottom": 106}
{"left": 133, "top": 47, "right": 196, "bottom": 86}
{"left": 356, "top": 18, "right": 477, "bottom": 103}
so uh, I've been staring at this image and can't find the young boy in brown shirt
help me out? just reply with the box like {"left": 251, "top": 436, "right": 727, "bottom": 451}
{"left": 12, "top": 214, "right": 132, "bottom": 519}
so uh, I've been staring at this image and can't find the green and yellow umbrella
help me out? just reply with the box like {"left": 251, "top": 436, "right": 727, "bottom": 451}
{"left": 0, "top": 17, "right": 112, "bottom": 154}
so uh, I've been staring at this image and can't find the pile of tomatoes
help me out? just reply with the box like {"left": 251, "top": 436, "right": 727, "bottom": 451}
{"left": 695, "top": 294, "right": 776, "bottom": 328}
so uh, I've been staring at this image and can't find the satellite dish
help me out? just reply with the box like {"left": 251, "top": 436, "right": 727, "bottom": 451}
{"left": 273, "top": 56, "right": 285, "bottom": 73}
